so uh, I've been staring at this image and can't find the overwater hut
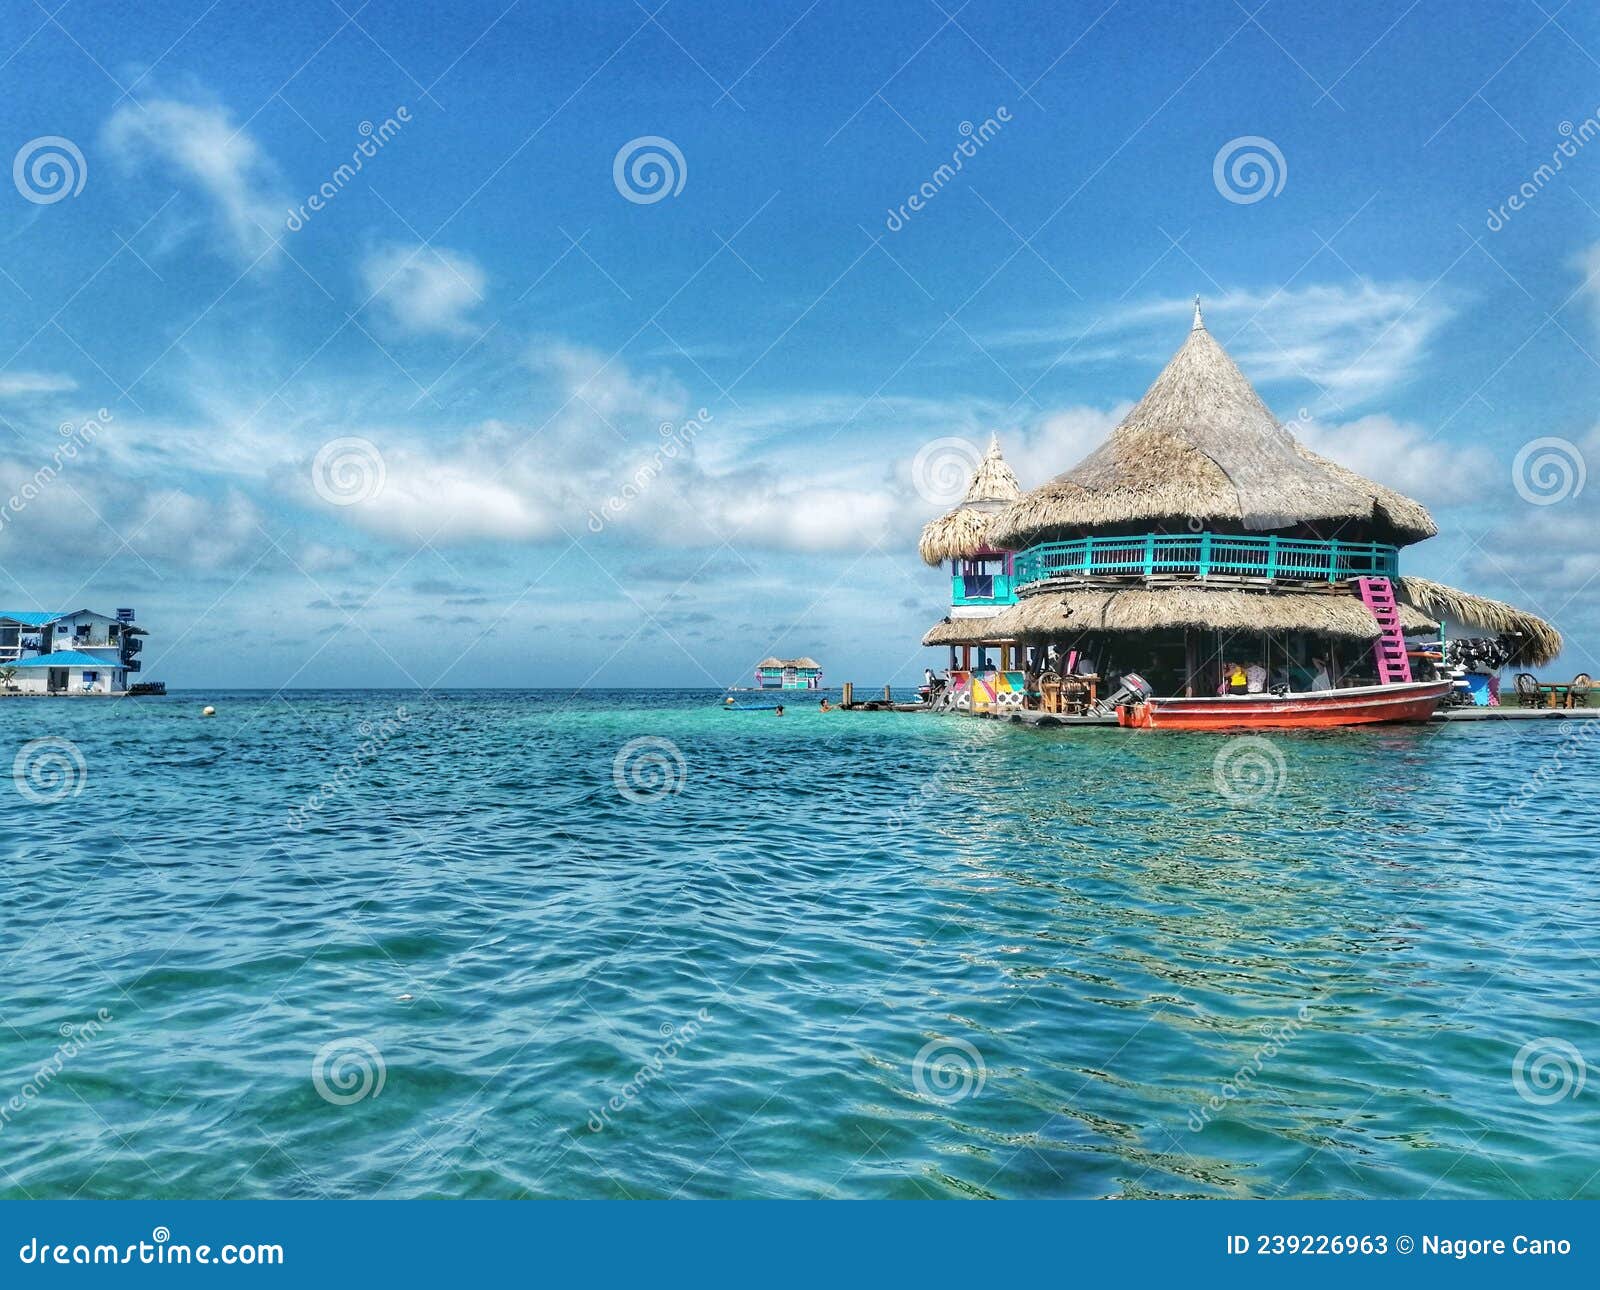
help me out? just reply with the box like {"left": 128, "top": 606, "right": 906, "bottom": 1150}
{"left": 918, "top": 436, "right": 1022, "bottom": 675}
{"left": 923, "top": 303, "right": 1560, "bottom": 705}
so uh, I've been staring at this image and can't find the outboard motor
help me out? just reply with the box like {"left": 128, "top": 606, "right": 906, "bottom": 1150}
{"left": 1100, "top": 671, "right": 1154, "bottom": 714}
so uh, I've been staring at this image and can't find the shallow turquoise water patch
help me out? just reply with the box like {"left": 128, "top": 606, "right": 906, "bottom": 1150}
{"left": 0, "top": 690, "right": 1595, "bottom": 1199}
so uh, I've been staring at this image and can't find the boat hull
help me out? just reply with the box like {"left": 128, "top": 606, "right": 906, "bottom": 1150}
{"left": 1117, "top": 680, "right": 1452, "bottom": 730}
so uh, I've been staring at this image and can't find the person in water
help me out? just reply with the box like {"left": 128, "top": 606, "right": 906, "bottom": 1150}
{"left": 774, "top": 705, "right": 784, "bottom": 716}
{"left": 818, "top": 699, "right": 831, "bottom": 712}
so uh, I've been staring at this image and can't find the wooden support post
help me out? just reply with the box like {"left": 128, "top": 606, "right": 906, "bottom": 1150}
{"left": 884, "top": 684, "right": 893, "bottom": 702}
{"left": 841, "top": 682, "right": 853, "bottom": 707}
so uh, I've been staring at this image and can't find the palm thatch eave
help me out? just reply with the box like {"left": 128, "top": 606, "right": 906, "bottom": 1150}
{"left": 1396, "top": 577, "right": 1562, "bottom": 666}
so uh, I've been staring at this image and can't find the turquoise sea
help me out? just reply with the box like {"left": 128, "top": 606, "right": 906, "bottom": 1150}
{"left": 0, "top": 690, "right": 1595, "bottom": 1199}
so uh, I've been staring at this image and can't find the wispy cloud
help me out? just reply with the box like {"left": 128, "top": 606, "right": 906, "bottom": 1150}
{"left": 359, "top": 244, "right": 486, "bottom": 336}
{"left": 983, "top": 283, "right": 1459, "bottom": 410}
{"left": 104, "top": 97, "right": 289, "bottom": 266}
{"left": 0, "top": 371, "right": 77, "bottom": 399}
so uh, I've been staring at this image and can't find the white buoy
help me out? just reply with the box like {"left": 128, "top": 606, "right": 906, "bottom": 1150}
{"left": 202, "top": 705, "right": 215, "bottom": 717}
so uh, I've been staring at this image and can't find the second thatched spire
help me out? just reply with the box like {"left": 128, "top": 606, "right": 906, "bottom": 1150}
{"left": 917, "top": 435, "right": 1022, "bottom": 566}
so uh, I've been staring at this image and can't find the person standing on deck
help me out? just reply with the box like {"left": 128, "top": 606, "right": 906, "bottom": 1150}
{"left": 1308, "top": 657, "right": 1332, "bottom": 691}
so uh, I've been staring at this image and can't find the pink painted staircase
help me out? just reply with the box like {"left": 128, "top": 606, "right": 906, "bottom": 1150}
{"left": 1356, "top": 576, "right": 1412, "bottom": 684}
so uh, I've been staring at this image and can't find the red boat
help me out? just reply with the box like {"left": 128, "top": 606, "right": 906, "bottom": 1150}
{"left": 1116, "top": 679, "right": 1453, "bottom": 730}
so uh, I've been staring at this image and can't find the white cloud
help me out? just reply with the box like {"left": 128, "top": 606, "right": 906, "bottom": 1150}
{"left": 1572, "top": 242, "right": 1600, "bottom": 331}
{"left": 360, "top": 244, "right": 486, "bottom": 336}
{"left": 104, "top": 97, "right": 288, "bottom": 265}
{"left": 0, "top": 372, "right": 77, "bottom": 399}
{"left": 985, "top": 283, "right": 1458, "bottom": 410}
{"left": 1297, "top": 413, "right": 1494, "bottom": 507}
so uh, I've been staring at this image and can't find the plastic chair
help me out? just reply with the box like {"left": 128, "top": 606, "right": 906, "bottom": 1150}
{"left": 1514, "top": 673, "right": 1541, "bottom": 708}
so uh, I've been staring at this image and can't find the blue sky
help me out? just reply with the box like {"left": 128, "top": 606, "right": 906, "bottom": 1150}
{"left": 0, "top": 0, "right": 1596, "bottom": 687}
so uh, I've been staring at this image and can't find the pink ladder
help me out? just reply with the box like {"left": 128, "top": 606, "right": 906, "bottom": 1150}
{"left": 1356, "top": 576, "right": 1412, "bottom": 684}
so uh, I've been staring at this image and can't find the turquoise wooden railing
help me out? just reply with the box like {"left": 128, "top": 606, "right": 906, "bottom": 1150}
{"left": 1012, "top": 533, "right": 1398, "bottom": 590}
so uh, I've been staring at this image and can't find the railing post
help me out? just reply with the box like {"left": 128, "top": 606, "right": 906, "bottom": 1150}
{"left": 1083, "top": 536, "right": 1093, "bottom": 576}
{"left": 1266, "top": 535, "right": 1278, "bottom": 579}
{"left": 1199, "top": 531, "right": 1211, "bottom": 577}
{"left": 1143, "top": 534, "right": 1154, "bottom": 577}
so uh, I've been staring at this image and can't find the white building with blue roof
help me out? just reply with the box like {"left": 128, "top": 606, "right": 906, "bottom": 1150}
{"left": 0, "top": 607, "right": 146, "bottom": 694}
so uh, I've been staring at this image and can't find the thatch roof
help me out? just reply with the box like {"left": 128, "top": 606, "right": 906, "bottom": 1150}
{"left": 977, "top": 586, "right": 1437, "bottom": 642}
{"left": 918, "top": 435, "right": 1022, "bottom": 565}
{"left": 921, "top": 617, "right": 1016, "bottom": 646}
{"left": 987, "top": 304, "right": 1437, "bottom": 550}
{"left": 756, "top": 656, "right": 822, "bottom": 669}
{"left": 1397, "top": 577, "right": 1562, "bottom": 665}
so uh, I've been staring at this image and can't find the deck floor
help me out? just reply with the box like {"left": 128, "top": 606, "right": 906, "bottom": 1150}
{"left": 871, "top": 704, "right": 1599, "bottom": 728}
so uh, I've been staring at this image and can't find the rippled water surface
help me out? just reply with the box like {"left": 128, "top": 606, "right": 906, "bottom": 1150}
{"left": 1, "top": 690, "right": 1596, "bottom": 1199}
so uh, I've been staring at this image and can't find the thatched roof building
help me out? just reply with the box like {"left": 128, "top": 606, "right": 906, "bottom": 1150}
{"left": 918, "top": 436, "right": 1022, "bottom": 566}
{"left": 987, "top": 303, "right": 1436, "bottom": 550}
{"left": 922, "top": 302, "right": 1563, "bottom": 670}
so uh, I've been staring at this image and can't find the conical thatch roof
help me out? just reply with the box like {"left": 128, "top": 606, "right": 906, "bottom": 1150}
{"left": 1397, "top": 577, "right": 1562, "bottom": 665}
{"left": 975, "top": 586, "right": 1438, "bottom": 642}
{"left": 918, "top": 436, "right": 1022, "bottom": 565}
{"left": 988, "top": 304, "right": 1437, "bottom": 550}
